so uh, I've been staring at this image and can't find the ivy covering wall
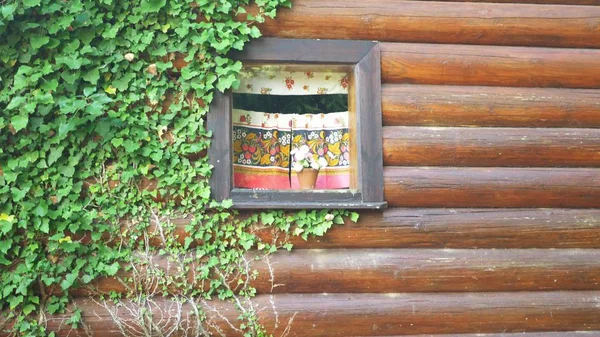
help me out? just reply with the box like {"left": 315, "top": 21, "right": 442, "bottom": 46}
{"left": 0, "top": 1, "right": 356, "bottom": 336}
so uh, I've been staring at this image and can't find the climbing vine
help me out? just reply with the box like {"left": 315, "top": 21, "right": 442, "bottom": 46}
{"left": 0, "top": 1, "right": 357, "bottom": 336}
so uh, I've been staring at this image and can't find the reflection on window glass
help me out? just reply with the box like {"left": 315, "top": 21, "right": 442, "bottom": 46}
{"left": 232, "top": 65, "right": 350, "bottom": 190}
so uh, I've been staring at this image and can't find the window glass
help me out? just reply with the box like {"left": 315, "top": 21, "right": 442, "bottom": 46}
{"left": 232, "top": 64, "right": 350, "bottom": 190}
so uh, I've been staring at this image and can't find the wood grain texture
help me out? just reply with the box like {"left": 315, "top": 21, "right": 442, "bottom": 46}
{"left": 384, "top": 167, "right": 600, "bottom": 208}
{"left": 354, "top": 43, "right": 385, "bottom": 202}
{"left": 382, "top": 85, "right": 600, "bottom": 127}
{"left": 42, "top": 292, "right": 600, "bottom": 336}
{"left": 250, "top": 249, "right": 600, "bottom": 293}
{"left": 256, "top": 0, "right": 600, "bottom": 48}
{"left": 381, "top": 43, "right": 600, "bottom": 88}
{"left": 228, "top": 38, "right": 375, "bottom": 64}
{"left": 73, "top": 249, "right": 600, "bottom": 295}
{"left": 412, "top": 0, "right": 600, "bottom": 4}
{"left": 140, "top": 208, "right": 600, "bottom": 249}
{"left": 382, "top": 127, "right": 600, "bottom": 167}
{"left": 207, "top": 90, "right": 233, "bottom": 202}
{"left": 375, "top": 333, "right": 600, "bottom": 337}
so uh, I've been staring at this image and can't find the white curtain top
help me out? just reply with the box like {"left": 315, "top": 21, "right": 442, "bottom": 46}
{"left": 235, "top": 66, "right": 349, "bottom": 95}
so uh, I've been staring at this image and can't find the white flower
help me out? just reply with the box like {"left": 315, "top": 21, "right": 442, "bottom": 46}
{"left": 294, "top": 151, "right": 306, "bottom": 161}
{"left": 324, "top": 214, "right": 334, "bottom": 221}
{"left": 293, "top": 163, "right": 304, "bottom": 172}
{"left": 299, "top": 145, "right": 310, "bottom": 154}
{"left": 318, "top": 157, "right": 328, "bottom": 168}
{"left": 310, "top": 162, "right": 319, "bottom": 170}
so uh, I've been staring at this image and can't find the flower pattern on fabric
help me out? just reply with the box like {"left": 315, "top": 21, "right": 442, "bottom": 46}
{"left": 232, "top": 109, "right": 350, "bottom": 189}
{"left": 236, "top": 67, "right": 349, "bottom": 95}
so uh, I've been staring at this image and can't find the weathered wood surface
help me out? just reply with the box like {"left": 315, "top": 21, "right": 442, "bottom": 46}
{"left": 382, "top": 127, "right": 600, "bottom": 167}
{"left": 414, "top": 0, "right": 600, "bottom": 4}
{"left": 42, "top": 292, "right": 600, "bottom": 336}
{"left": 384, "top": 167, "right": 600, "bottom": 208}
{"left": 73, "top": 249, "right": 600, "bottom": 295}
{"left": 256, "top": 1, "right": 600, "bottom": 48}
{"left": 381, "top": 43, "right": 600, "bottom": 88}
{"left": 148, "top": 209, "right": 600, "bottom": 249}
{"left": 79, "top": 208, "right": 600, "bottom": 249}
{"left": 382, "top": 85, "right": 600, "bottom": 127}
{"left": 250, "top": 249, "right": 600, "bottom": 294}
{"left": 374, "top": 333, "right": 600, "bottom": 337}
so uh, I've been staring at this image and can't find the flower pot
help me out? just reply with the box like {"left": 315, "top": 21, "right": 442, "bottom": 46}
{"left": 296, "top": 168, "right": 319, "bottom": 190}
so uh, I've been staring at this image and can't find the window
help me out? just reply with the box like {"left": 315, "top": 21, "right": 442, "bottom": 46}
{"left": 208, "top": 38, "right": 385, "bottom": 209}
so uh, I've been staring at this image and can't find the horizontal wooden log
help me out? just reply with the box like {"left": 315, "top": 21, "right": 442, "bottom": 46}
{"left": 75, "top": 248, "right": 600, "bottom": 295}
{"left": 252, "top": 249, "right": 600, "bottom": 293}
{"left": 149, "top": 209, "right": 600, "bottom": 249}
{"left": 257, "top": 0, "right": 600, "bottom": 48}
{"left": 384, "top": 167, "right": 600, "bottom": 208}
{"left": 42, "top": 291, "right": 600, "bottom": 336}
{"left": 381, "top": 43, "right": 600, "bottom": 88}
{"left": 382, "top": 85, "right": 600, "bottom": 127}
{"left": 377, "top": 333, "right": 600, "bottom": 337}
{"left": 412, "top": 0, "right": 600, "bottom": 4}
{"left": 382, "top": 127, "right": 600, "bottom": 167}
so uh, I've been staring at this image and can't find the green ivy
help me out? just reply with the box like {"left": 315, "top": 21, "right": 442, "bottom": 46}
{"left": 0, "top": 1, "right": 358, "bottom": 336}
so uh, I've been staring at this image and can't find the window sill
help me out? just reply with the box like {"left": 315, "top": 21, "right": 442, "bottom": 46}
{"left": 230, "top": 189, "right": 387, "bottom": 210}
{"left": 232, "top": 201, "right": 388, "bottom": 210}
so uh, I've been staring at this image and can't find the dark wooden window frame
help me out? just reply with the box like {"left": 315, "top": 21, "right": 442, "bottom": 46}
{"left": 208, "top": 38, "right": 386, "bottom": 209}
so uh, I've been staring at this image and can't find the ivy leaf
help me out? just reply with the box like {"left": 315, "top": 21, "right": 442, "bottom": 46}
{"left": 22, "top": 304, "right": 36, "bottom": 315}
{"left": 60, "top": 273, "right": 77, "bottom": 290}
{"left": 47, "top": 146, "right": 64, "bottom": 166}
{"left": 33, "top": 201, "right": 48, "bottom": 217}
{"left": 350, "top": 212, "right": 360, "bottom": 222}
{"left": 1, "top": 4, "right": 17, "bottom": 18}
{"left": 140, "top": 0, "right": 166, "bottom": 13}
{"left": 22, "top": 0, "right": 41, "bottom": 8}
{"left": 261, "top": 212, "right": 275, "bottom": 225}
{"left": 82, "top": 68, "right": 100, "bottom": 84}
{"left": 8, "top": 295, "right": 23, "bottom": 310}
{"left": 123, "top": 140, "right": 140, "bottom": 153}
{"left": 105, "top": 85, "right": 117, "bottom": 95}
{"left": 249, "top": 26, "right": 262, "bottom": 38}
{"left": 30, "top": 36, "right": 50, "bottom": 50}
{"left": 105, "top": 262, "right": 119, "bottom": 276}
{"left": 216, "top": 74, "right": 237, "bottom": 92}
{"left": 10, "top": 114, "right": 28, "bottom": 132}
{"left": 111, "top": 138, "right": 123, "bottom": 147}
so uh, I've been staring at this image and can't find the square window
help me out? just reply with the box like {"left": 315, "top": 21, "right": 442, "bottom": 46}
{"left": 208, "top": 38, "right": 386, "bottom": 209}
{"left": 232, "top": 64, "right": 351, "bottom": 191}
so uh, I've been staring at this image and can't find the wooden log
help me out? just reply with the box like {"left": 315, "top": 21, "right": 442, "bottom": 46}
{"left": 148, "top": 209, "right": 600, "bottom": 249}
{"left": 382, "top": 127, "right": 600, "bottom": 167}
{"left": 251, "top": 249, "right": 600, "bottom": 294}
{"left": 412, "top": 0, "right": 600, "bottom": 4}
{"left": 382, "top": 85, "right": 600, "bottom": 128}
{"left": 75, "top": 248, "right": 600, "bottom": 295}
{"left": 384, "top": 167, "right": 600, "bottom": 208}
{"left": 381, "top": 43, "right": 600, "bottom": 88}
{"left": 42, "top": 292, "right": 600, "bottom": 336}
{"left": 256, "top": 0, "right": 600, "bottom": 48}
{"left": 379, "top": 333, "right": 600, "bottom": 337}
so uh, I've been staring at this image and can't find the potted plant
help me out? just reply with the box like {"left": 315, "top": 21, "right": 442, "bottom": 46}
{"left": 291, "top": 145, "right": 328, "bottom": 190}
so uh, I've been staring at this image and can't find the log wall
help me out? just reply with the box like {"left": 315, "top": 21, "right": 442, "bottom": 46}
{"left": 41, "top": 0, "right": 600, "bottom": 336}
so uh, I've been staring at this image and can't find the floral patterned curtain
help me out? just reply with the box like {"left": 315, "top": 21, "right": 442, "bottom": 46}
{"left": 232, "top": 68, "right": 350, "bottom": 190}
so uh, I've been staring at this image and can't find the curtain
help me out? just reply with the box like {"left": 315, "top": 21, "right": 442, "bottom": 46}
{"left": 232, "top": 68, "right": 350, "bottom": 190}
